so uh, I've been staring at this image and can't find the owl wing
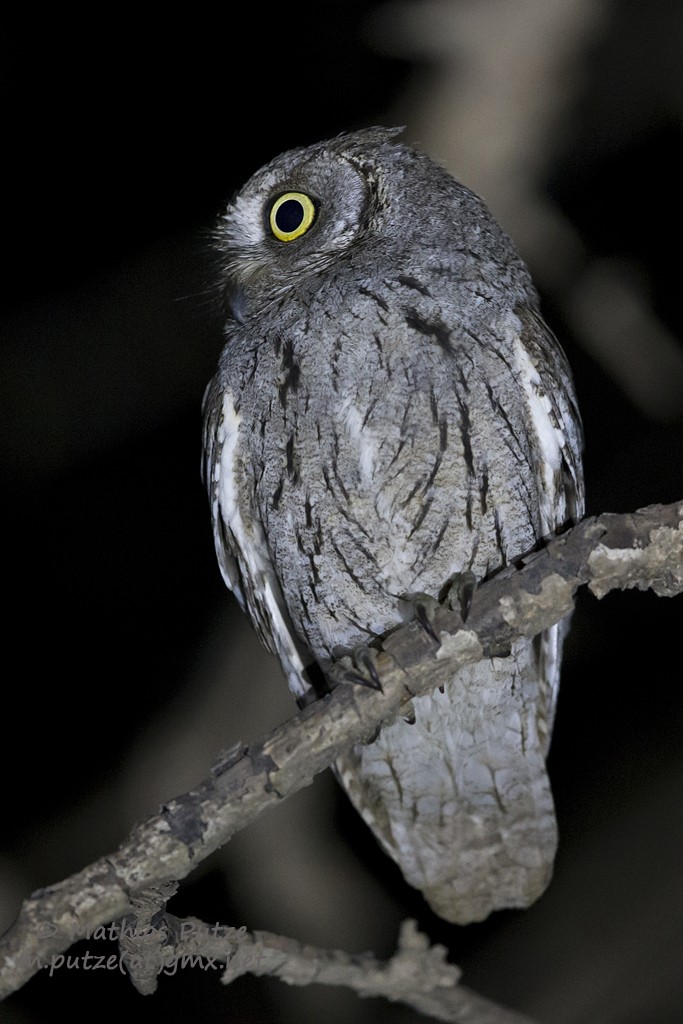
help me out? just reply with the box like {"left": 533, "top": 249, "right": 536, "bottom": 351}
{"left": 515, "top": 305, "right": 586, "bottom": 739}
{"left": 202, "top": 374, "right": 315, "bottom": 702}
{"left": 201, "top": 375, "right": 247, "bottom": 610}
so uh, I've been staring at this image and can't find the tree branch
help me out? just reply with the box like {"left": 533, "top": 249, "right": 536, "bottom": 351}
{"left": 1, "top": 501, "right": 681, "bottom": 1011}
{"left": 119, "top": 913, "right": 537, "bottom": 1023}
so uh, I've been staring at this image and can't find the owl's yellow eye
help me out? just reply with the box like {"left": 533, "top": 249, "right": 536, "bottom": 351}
{"left": 269, "top": 192, "right": 317, "bottom": 242}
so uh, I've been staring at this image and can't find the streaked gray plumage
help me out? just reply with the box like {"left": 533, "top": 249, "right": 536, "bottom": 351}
{"left": 202, "top": 127, "right": 584, "bottom": 924}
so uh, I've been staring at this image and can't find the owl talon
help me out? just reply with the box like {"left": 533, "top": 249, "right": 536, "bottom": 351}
{"left": 344, "top": 669, "right": 383, "bottom": 692}
{"left": 328, "top": 647, "right": 384, "bottom": 692}
{"left": 353, "top": 645, "right": 383, "bottom": 689}
{"left": 408, "top": 593, "right": 442, "bottom": 644}
{"left": 441, "top": 570, "right": 478, "bottom": 622}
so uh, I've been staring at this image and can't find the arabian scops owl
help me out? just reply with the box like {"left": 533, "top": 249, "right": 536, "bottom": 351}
{"left": 202, "top": 128, "right": 584, "bottom": 925}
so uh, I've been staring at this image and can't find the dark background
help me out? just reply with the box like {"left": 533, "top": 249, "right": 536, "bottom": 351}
{"left": 2, "top": 3, "right": 682, "bottom": 1022}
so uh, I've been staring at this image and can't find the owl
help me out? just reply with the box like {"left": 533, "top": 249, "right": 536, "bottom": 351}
{"left": 202, "top": 127, "right": 584, "bottom": 925}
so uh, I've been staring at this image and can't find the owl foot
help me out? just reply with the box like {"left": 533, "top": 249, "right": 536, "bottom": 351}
{"left": 409, "top": 593, "right": 442, "bottom": 643}
{"left": 403, "top": 572, "right": 478, "bottom": 645}
{"left": 330, "top": 644, "right": 384, "bottom": 693}
{"left": 440, "top": 569, "right": 477, "bottom": 623}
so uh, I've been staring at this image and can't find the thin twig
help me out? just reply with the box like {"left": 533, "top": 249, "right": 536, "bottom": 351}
{"left": 120, "top": 913, "right": 537, "bottom": 1023}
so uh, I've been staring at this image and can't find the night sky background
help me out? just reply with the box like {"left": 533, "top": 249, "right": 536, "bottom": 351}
{"left": 2, "top": 3, "right": 682, "bottom": 1022}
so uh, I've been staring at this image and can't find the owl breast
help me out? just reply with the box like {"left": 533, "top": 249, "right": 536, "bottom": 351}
{"left": 221, "top": 271, "right": 552, "bottom": 668}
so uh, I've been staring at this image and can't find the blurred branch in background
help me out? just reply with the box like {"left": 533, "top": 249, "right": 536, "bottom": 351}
{"left": 365, "top": 0, "right": 683, "bottom": 421}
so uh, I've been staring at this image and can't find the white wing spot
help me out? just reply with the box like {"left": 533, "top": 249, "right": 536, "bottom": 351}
{"left": 513, "top": 336, "right": 566, "bottom": 534}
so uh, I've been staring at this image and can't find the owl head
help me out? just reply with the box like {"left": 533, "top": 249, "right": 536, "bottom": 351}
{"left": 213, "top": 126, "right": 521, "bottom": 322}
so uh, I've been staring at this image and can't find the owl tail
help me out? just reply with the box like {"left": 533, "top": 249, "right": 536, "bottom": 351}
{"left": 335, "top": 636, "right": 558, "bottom": 925}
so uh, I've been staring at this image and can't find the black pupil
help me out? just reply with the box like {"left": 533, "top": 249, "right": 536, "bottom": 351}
{"left": 276, "top": 198, "right": 305, "bottom": 234}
